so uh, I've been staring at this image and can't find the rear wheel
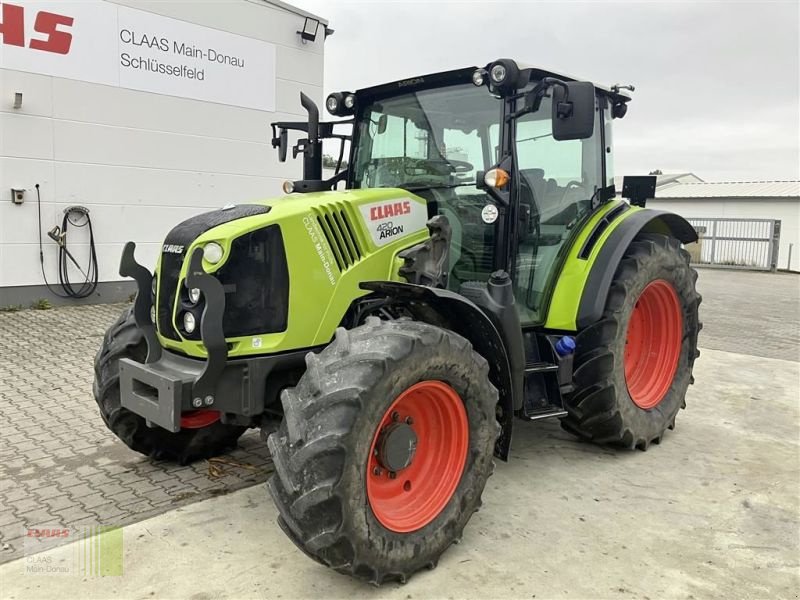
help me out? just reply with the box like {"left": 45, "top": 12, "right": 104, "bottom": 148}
{"left": 267, "top": 318, "right": 499, "bottom": 584}
{"left": 93, "top": 307, "right": 247, "bottom": 464}
{"left": 561, "top": 233, "right": 701, "bottom": 449}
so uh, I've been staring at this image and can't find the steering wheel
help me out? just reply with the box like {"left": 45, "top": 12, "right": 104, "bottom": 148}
{"left": 443, "top": 159, "right": 474, "bottom": 173}
{"left": 412, "top": 157, "right": 474, "bottom": 175}
{"left": 559, "top": 180, "right": 585, "bottom": 203}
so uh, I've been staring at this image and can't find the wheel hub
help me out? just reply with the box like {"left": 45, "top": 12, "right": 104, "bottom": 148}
{"left": 376, "top": 421, "right": 418, "bottom": 473}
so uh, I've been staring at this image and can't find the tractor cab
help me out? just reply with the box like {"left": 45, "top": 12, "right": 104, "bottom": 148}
{"left": 272, "top": 59, "right": 632, "bottom": 325}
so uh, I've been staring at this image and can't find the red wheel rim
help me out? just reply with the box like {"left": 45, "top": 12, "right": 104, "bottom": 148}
{"left": 366, "top": 380, "right": 468, "bottom": 533}
{"left": 180, "top": 410, "right": 220, "bottom": 429}
{"left": 624, "top": 279, "right": 683, "bottom": 409}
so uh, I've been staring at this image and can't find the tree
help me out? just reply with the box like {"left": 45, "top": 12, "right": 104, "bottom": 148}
{"left": 323, "top": 154, "right": 348, "bottom": 169}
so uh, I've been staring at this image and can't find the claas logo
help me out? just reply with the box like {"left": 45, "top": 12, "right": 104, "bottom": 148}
{"left": 26, "top": 528, "right": 70, "bottom": 538}
{"left": 0, "top": 2, "right": 74, "bottom": 55}
{"left": 369, "top": 200, "right": 411, "bottom": 221}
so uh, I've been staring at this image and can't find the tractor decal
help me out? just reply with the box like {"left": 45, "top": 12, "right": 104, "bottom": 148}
{"left": 302, "top": 214, "right": 337, "bottom": 285}
{"left": 359, "top": 197, "right": 427, "bottom": 248}
{"left": 377, "top": 221, "right": 403, "bottom": 240}
{"left": 369, "top": 200, "right": 411, "bottom": 221}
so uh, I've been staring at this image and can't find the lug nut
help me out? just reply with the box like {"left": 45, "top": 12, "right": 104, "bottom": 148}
{"left": 391, "top": 411, "right": 400, "bottom": 422}
{"left": 192, "top": 397, "right": 203, "bottom": 408}
{"left": 204, "top": 395, "right": 214, "bottom": 406}
{"left": 388, "top": 471, "right": 397, "bottom": 479}
{"left": 373, "top": 467, "right": 382, "bottom": 476}
{"left": 405, "top": 416, "right": 414, "bottom": 425}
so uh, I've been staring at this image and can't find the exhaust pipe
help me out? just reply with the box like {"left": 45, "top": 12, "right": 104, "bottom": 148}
{"left": 300, "top": 92, "right": 322, "bottom": 181}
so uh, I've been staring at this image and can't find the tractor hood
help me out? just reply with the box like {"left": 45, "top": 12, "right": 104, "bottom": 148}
{"left": 153, "top": 188, "right": 431, "bottom": 358}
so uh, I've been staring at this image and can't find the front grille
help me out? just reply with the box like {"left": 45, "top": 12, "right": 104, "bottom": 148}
{"left": 156, "top": 204, "right": 271, "bottom": 341}
{"left": 215, "top": 225, "right": 289, "bottom": 337}
{"left": 157, "top": 251, "right": 184, "bottom": 340}
{"left": 314, "top": 204, "right": 362, "bottom": 272}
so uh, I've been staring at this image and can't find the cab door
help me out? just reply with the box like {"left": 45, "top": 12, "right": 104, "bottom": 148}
{"left": 512, "top": 93, "right": 604, "bottom": 325}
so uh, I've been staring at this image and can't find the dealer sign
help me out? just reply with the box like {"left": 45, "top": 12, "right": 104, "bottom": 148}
{"left": 0, "top": 0, "right": 277, "bottom": 112}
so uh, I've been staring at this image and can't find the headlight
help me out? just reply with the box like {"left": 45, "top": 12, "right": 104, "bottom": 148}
{"left": 203, "top": 242, "right": 224, "bottom": 264}
{"left": 326, "top": 94, "right": 339, "bottom": 114}
{"left": 325, "top": 92, "right": 354, "bottom": 116}
{"left": 486, "top": 59, "right": 520, "bottom": 95}
{"left": 188, "top": 288, "right": 201, "bottom": 304}
{"left": 183, "top": 312, "right": 196, "bottom": 333}
{"left": 490, "top": 63, "right": 507, "bottom": 83}
{"left": 326, "top": 92, "right": 344, "bottom": 116}
{"left": 472, "top": 69, "right": 485, "bottom": 86}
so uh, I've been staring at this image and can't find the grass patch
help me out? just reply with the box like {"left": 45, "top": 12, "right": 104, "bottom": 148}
{"left": 30, "top": 298, "right": 53, "bottom": 310}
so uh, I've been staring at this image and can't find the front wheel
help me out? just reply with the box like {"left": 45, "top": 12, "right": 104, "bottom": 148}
{"left": 267, "top": 318, "right": 499, "bottom": 584}
{"left": 561, "top": 233, "right": 702, "bottom": 449}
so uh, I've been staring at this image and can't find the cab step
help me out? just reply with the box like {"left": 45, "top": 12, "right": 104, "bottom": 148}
{"left": 524, "top": 362, "right": 560, "bottom": 374}
{"left": 519, "top": 407, "right": 568, "bottom": 421}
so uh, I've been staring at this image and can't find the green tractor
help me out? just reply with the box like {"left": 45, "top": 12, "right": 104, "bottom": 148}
{"left": 94, "top": 59, "right": 701, "bottom": 583}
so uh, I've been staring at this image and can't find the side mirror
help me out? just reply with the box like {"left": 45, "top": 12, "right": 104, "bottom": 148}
{"left": 552, "top": 81, "right": 595, "bottom": 141}
{"left": 277, "top": 129, "right": 288, "bottom": 162}
{"left": 377, "top": 114, "right": 388, "bottom": 134}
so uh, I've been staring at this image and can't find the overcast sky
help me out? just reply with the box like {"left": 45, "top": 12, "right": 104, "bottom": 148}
{"left": 291, "top": 0, "right": 799, "bottom": 182}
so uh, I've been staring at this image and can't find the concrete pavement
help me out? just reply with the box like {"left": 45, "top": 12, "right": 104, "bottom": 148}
{"left": 2, "top": 347, "right": 797, "bottom": 599}
{"left": 693, "top": 268, "right": 799, "bottom": 361}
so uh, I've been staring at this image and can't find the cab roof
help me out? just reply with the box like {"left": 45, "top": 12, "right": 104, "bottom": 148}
{"left": 355, "top": 61, "right": 632, "bottom": 104}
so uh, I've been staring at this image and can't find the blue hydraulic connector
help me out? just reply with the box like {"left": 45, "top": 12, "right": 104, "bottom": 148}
{"left": 555, "top": 335, "right": 576, "bottom": 357}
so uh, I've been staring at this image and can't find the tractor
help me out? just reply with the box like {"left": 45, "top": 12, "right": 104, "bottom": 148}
{"left": 94, "top": 59, "right": 701, "bottom": 584}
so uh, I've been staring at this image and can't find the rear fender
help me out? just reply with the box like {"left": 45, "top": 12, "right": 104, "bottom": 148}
{"left": 576, "top": 209, "right": 697, "bottom": 329}
{"left": 358, "top": 281, "right": 515, "bottom": 460}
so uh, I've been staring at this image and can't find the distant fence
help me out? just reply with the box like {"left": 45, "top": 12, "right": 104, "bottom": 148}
{"left": 685, "top": 218, "right": 781, "bottom": 271}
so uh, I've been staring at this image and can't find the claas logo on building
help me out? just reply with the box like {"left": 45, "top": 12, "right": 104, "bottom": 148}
{"left": 0, "top": 2, "right": 74, "bottom": 55}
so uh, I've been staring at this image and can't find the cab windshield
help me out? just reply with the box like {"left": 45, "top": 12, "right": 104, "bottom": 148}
{"left": 351, "top": 84, "right": 502, "bottom": 292}
{"left": 352, "top": 84, "right": 502, "bottom": 191}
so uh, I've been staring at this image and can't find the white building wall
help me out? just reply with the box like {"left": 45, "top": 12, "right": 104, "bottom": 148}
{"left": 0, "top": 0, "right": 326, "bottom": 301}
{"left": 649, "top": 197, "right": 800, "bottom": 271}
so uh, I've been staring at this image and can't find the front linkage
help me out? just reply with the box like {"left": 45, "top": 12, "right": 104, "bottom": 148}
{"left": 116, "top": 242, "right": 307, "bottom": 434}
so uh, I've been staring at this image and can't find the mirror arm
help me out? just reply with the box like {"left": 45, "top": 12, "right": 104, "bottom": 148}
{"left": 271, "top": 121, "right": 353, "bottom": 164}
{"left": 505, "top": 77, "right": 570, "bottom": 122}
